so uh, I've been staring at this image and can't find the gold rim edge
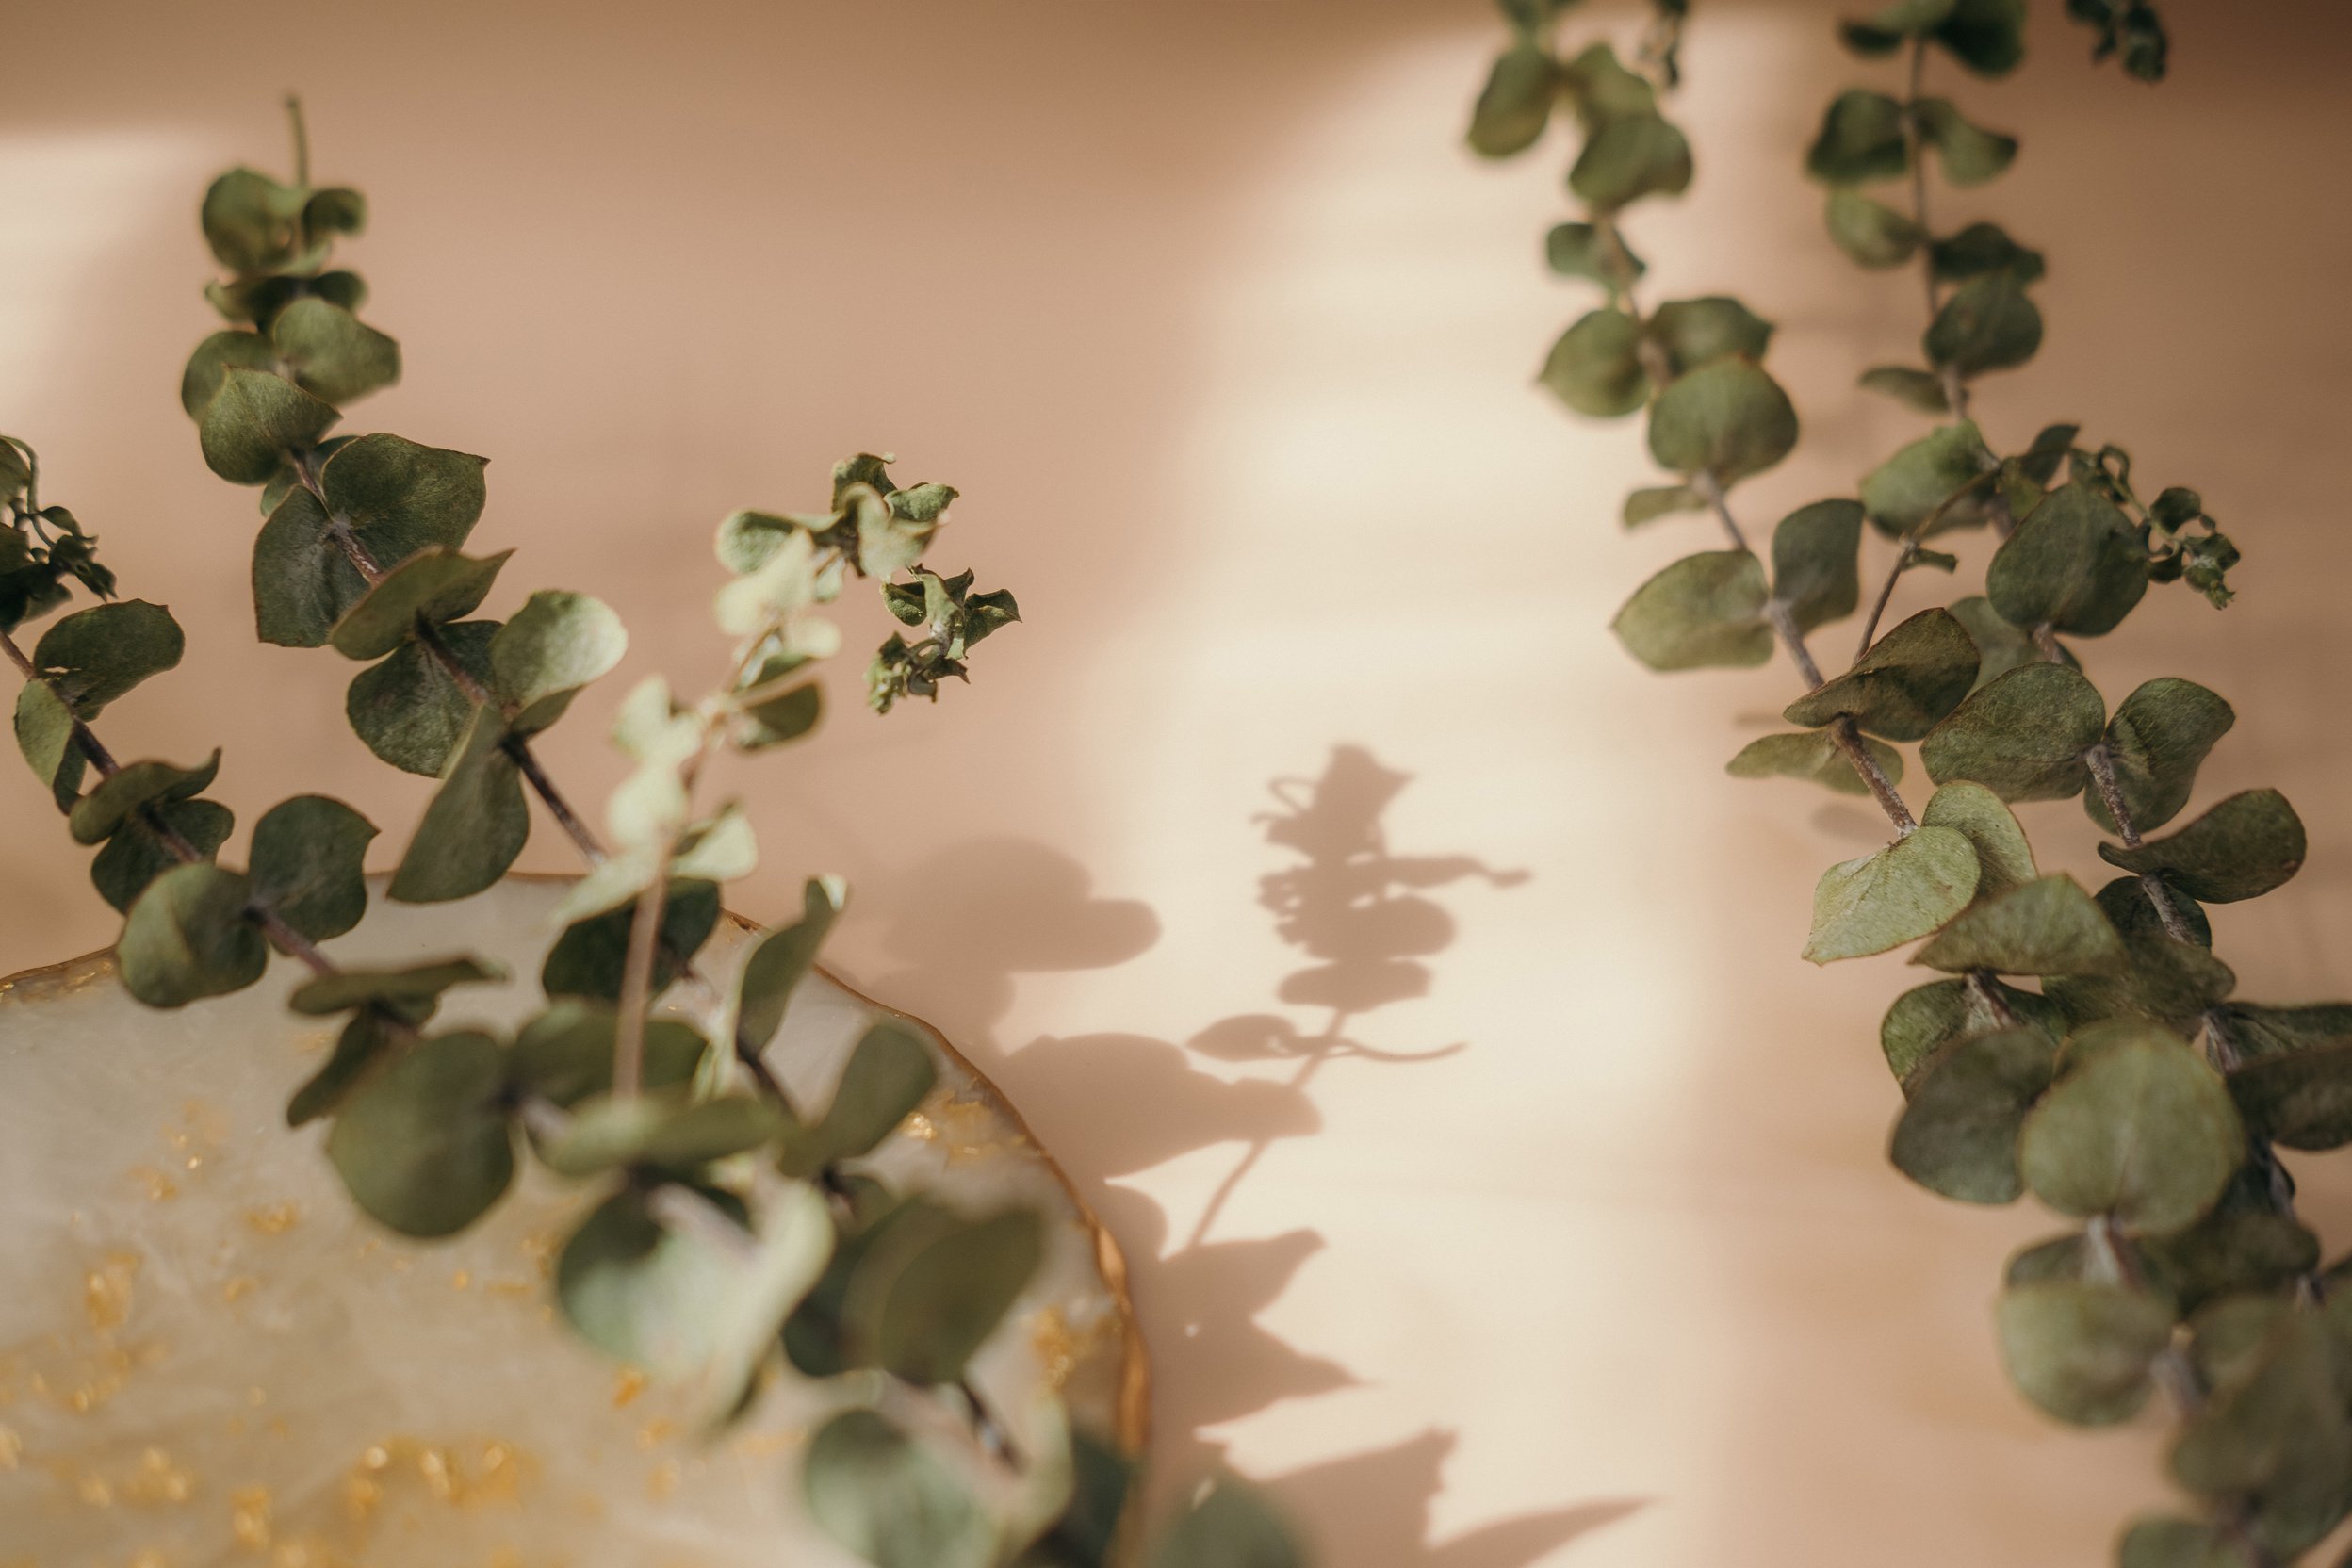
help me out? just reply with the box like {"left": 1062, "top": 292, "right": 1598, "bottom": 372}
{"left": 0, "top": 890, "right": 1154, "bottom": 1462}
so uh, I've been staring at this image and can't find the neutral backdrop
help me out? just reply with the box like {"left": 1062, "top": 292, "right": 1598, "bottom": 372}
{"left": 5, "top": 2, "right": 2350, "bottom": 1563}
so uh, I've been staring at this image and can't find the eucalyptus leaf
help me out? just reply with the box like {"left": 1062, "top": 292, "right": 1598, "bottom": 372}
{"left": 249, "top": 794, "right": 378, "bottom": 941}
{"left": 2172, "top": 1305, "right": 2352, "bottom": 1549}
{"left": 386, "top": 706, "right": 529, "bottom": 905}
{"left": 346, "top": 620, "right": 498, "bottom": 776}
{"left": 179, "top": 330, "right": 278, "bottom": 416}
{"left": 328, "top": 547, "right": 511, "bottom": 662}
{"left": 1857, "top": 365, "right": 1951, "bottom": 414}
{"left": 200, "top": 168, "right": 307, "bottom": 273}
{"left": 1882, "top": 974, "right": 2063, "bottom": 1084}
{"left": 2228, "top": 1045, "right": 2352, "bottom": 1152}
{"left": 286, "top": 1009, "right": 402, "bottom": 1128}
{"left": 1609, "top": 549, "right": 1771, "bottom": 672}
{"left": 2097, "top": 790, "right": 2305, "bottom": 904}
{"left": 733, "top": 678, "right": 823, "bottom": 751}
{"left": 1645, "top": 360, "right": 1799, "bottom": 484}
{"left": 1920, "top": 663, "right": 2105, "bottom": 802}
{"left": 785, "top": 1021, "right": 939, "bottom": 1175}
{"left": 1824, "top": 188, "right": 1922, "bottom": 268}
{"left": 1622, "top": 484, "right": 1705, "bottom": 527}
{"left": 1801, "top": 824, "right": 1979, "bottom": 964}
{"left": 1925, "top": 272, "right": 2042, "bottom": 378}
{"left": 69, "top": 751, "right": 222, "bottom": 845}
{"left": 2019, "top": 1021, "right": 2244, "bottom": 1235}
{"left": 698, "top": 1182, "right": 835, "bottom": 1429}
{"left": 198, "top": 368, "right": 340, "bottom": 486}
{"left": 1913, "top": 874, "right": 2128, "bottom": 977}
{"left": 1949, "top": 595, "right": 2065, "bottom": 691}
{"left": 1545, "top": 221, "right": 1642, "bottom": 289}
{"left": 1996, "top": 1280, "right": 2174, "bottom": 1426}
{"left": 542, "top": 878, "right": 722, "bottom": 1003}
{"left": 556, "top": 1185, "right": 742, "bottom": 1375}
{"left": 805, "top": 1409, "right": 995, "bottom": 1568}
{"left": 1858, "top": 422, "right": 1996, "bottom": 537}
{"left": 1986, "top": 482, "right": 2150, "bottom": 637}
{"left": 845, "top": 1204, "right": 1045, "bottom": 1386}
{"left": 510, "top": 1002, "right": 707, "bottom": 1107}
{"left": 2214, "top": 1003, "right": 2352, "bottom": 1065}
{"left": 1647, "top": 296, "right": 1773, "bottom": 376}
{"left": 90, "top": 799, "right": 235, "bottom": 914}
{"left": 735, "top": 876, "right": 850, "bottom": 1056}
{"left": 1539, "top": 309, "right": 1647, "bottom": 417}
{"left": 13, "top": 679, "right": 83, "bottom": 809}
{"left": 1784, "top": 608, "right": 1979, "bottom": 742}
{"left": 1467, "top": 43, "right": 1559, "bottom": 158}
{"left": 118, "top": 861, "right": 268, "bottom": 1008}
{"left": 2044, "top": 878, "right": 2234, "bottom": 1029}
{"left": 1912, "top": 97, "right": 2017, "bottom": 184}
{"left": 288, "top": 956, "right": 505, "bottom": 1016}
{"left": 1725, "top": 729, "right": 1903, "bottom": 797}
{"left": 270, "top": 297, "right": 400, "bottom": 405}
{"left": 2085, "top": 679, "right": 2234, "bottom": 836}
{"left": 1769, "top": 498, "right": 1863, "bottom": 632}
{"left": 1919, "top": 782, "right": 2037, "bottom": 896}
{"left": 256, "top": 435, "right": 488, "bottom": 647}
{"left": 1932, "top": 221, "right": 2046, "bottom": 284}
{"left": 1891, "top": 1026, "right": 2054, "bottom": 1202}
{"left": 491, "top": 589, "right": 629, "bottom": 733}
{"left": 1806, "top": 90, "right": 1909, "bottom": 185}
{"left": 1931, "top": 0, "right": 2027, "bottom": 75}
{"left": 1569, "top": 111, "right": 1692, "bottom": 210}
{"left": 326, "top": 1030, "right": 515, "bottom": 1237}
{"left": 1154, "top": 1479, "right": 1307, "bottom": 1568}
{"left": 2115, "top": 1519, "right": 2253, "bottom": 1568}
{"left": 30, "top": 600, "right": 182, "bottom": 720}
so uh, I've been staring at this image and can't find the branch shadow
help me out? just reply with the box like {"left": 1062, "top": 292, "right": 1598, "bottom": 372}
{"left": 856, "top": 744, "right": 1641, "bottom": 1565}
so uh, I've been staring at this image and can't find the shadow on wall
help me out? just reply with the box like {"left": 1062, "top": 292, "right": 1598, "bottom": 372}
{"left": 860, "top": 743, "right": 1638, "bottom": 1567}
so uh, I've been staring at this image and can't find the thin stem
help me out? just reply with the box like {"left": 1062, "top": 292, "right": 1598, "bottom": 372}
{"left": 2082, "top": 742, "right": 2198, "bottom": 946}
{"left": 1901, "top": 39, "right": 1967, "bottom": 420}
{"left": 1853, "top": 469, "right": 2001, "bottom": 662}
{"left": 286, "top": 95, "right": 311, "bottom": 190}
{"left": 611, "top": 872, "right": 669, "bottom": 1099}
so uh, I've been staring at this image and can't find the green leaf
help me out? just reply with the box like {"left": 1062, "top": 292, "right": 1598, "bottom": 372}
{"left": 1925, "top": 272, "right": 2043, "bottom": 378}
{"left": 2173, "top": 1304, "right": 2351, "bottom": 1548}
{"left": 669, "top": 805, "right": 758, "bottom": 885}
{"left": 1726, "top": 729, "right": 1904, "bottom": 797}
{"left": 1609, "top": 550, "right": 1771, "bottom": 673}
{"left": 249, "top": 794, "right": 378, "bottom": 942}
{"left": 1647, "top": 297, "right": 1773, "bottom": 376}
{"left": 386, "top": 706, "right": 529, "bottom": 905}
{"left": 2044, "top": 878, "right": 2234, "bottom": 1028}
{"left": 734, "top": 877, "right": 849, "bottom": 1057}
{"left": 2098, "top": 790, "right": 2305, "bottom": 904}
{"left": 714, "top": 509, "right": 824, "bottom": 577}
{"left": 2086, "top": 678, "right": 2234, "bottom": 836}
{"left": 303, "top": 185, "right": 368, "bottom": 237}
{"left": 542, "top": 878, "right": 722, "bottom": 1002}
{"left": 2020, "top": 1021, "right": 2244, "bottom": 1234}
{"left": 13, "top": 679, "right": 84, "bottom": 809}
{"left": 1622, "top": 484, "right": 1705, "bottom": 527}
{"left": 805, "top": 1409, "right": 995, "bottom": 1568}
{"left": 555, "top": 1185, "right": 743, "bottom": 1374}
{"left": 1569, "top": 111, "right": 1692, "bottom": 210}
{"left": 1949, "top": 595, "right": 2068, "bottom": 692}
{"left": 286, "top": 1009, "right": 405, "bottom": 1128}
{"left": 198, "top": 368, "right": 340, "bottom": 485}
{"left": 32, "top": 600, "right": 185, "bottom": 717}
{"left": 1467, "top": 43, "right": 1560, "bottom": 159}
{"left": 1647, "top": 360, "right": 1799, "bottom": 485}
{"left": 1891, "top": 1027, "right": 2054, "bottom": 1202}
{"left": 1806, "top": 90, "right": 1909, "bottom": 184}
{"left": 1882, "top": 974, "right": 2063, "bottom": 1083}
{"left": 1784, "top": 608, "right": 1979, "bottom": 742}
{"left": 2228, "top": 1045, "right": 2352, "bottom": 1152}
{"left": 1771, "top": 501, "right": 1864, "bottom": 633}
{"left": 1914, "top": 874, "right": 2128, "bottom": 977}
{"left": 1986, "top": 482, "right": 2150, "bottom": 637}
{"left": 1919, "top": 781, "right": 2037, "bottom": 896}
{"left": 733, "top": 678, "right": 823, "bottom": 751}
{"left": 1912, "top": 97, "right": 2017, "bottom": 184}
{"left": 1932, "top": 0, "right": 2027, "bottom": 75}
{"left": 2214, "top": 1003, "right": 2352, "bottom": 1065}
{"left": 1932, "top": 221, "right": 2046, "bottom": 284}
{"left": 118, "top": 861, "right": 268, "bottom": 1008}
{"left": 2115, "top": 1519, "right": 2250, "bottom": 1568}
{"left": 697, "top": 1182, "right": 836, "bottom": 1430}
{"left": 786, "top": 1022, "right": 939, "bottom": 1174}
{"left": 1558, "top": 41, "right": 1657, "bottom": 126}
{"left": 2144, "top": 1209, "right": 2320, "bottom": 1317}
{"left": 509, "top": 1002, "right": 708, "bottom": 1107}
{"left": 1858, "top": 421, "right": 1996, "bottom": 536}
{"left": 346, "top": 620, "right": 498, "bottom": 776}
{"left": 1857, "top": 365, "right": 1951, "bottom": 414}
{"left": 253, "top": 435, "right": 488, "bottom": 647}
{"left": 1996, "top": 1280, "right": 2173, "bottom": 1425}
{"left": 288, "top": 956, "right": 504, "bottom": 1016}
{"left": 270, "top": 297, "right": 400, "bottom": 405}
{"left": 1538, "top": 309, "right": 1647, "bottom": 417}
{"left": 326, "top": 1030, "right": 514, "bottom": 1237}
{"left": 1802, "top": 824, "right": 1980, "bottom": 964}
{"left": 846, "top": 1204, "right": 1045, "bottom": 1386}
{"left": 199, "top": 168, "right": 308, "bottom": 273}
{"left": 69, "top": 751, "right": 222, "bottom": 846}
{"left": 1920, "top": 663, "right": 2105, "bottom": 802}
{"left": 328, "top": 547, "right": 512, "bottom": 662}
{"left": 1545, "top": 221, "right": 1642, "bottom": 289}
{"left": 1840, "top": 0, "right": 1956, "bottom": 53}
{"left": 491, "top": 590, "right": 629, "bottom": 734}
{"left": 1153, "top": 1478, "right": 1306, "bottom": 1568}
{"left": 1824, "top": 188, "right": 1923, "bottom": 267}
{"left": 179, "top": 330, "right": 279, "bottom": 417}
{"left": 90, "top": 800, "right": 235, "bottom": 914}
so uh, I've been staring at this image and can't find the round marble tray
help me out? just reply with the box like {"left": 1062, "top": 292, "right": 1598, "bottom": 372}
{"left": 0, "top": 876, "right": 1145, "bottom": 1566}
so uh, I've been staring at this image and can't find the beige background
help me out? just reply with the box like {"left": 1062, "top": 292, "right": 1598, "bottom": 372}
{"left": 5, "top": 1, "right": 2351, "bottom": 1562}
